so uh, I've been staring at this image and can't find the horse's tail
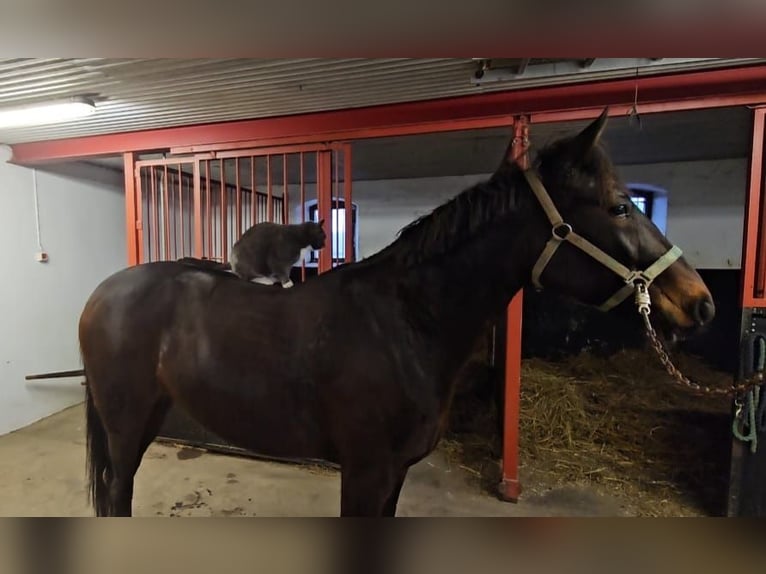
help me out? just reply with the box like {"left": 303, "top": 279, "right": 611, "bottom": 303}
{"left": 84, "top": 367, "right": 112, "bottom": 516}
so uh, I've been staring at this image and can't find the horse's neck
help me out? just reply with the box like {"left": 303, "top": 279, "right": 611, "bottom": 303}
{"left": 391, "top": 224, "right": 530, "bottom": 361}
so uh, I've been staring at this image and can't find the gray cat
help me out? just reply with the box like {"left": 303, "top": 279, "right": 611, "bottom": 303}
{"left": 229, "top": 220, "right": 326, "bottom": 288}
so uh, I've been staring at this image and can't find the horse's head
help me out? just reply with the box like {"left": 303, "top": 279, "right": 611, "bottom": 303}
{"left": 517, "top": 109, "right": 714, "bottom": 339}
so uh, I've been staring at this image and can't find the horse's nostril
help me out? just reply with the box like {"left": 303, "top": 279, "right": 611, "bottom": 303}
{"left": 694, "top": 298, "right": 716, "bottom": 325}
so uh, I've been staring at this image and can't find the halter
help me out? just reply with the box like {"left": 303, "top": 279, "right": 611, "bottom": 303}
{"left": 524, "top": 169, "right": 683, "bottom": 312}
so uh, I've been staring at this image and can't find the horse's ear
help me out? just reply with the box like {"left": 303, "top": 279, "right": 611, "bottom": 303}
{"left": 570, "top": 107, "right": 608, "bottom": 156}
{"left": 318, "top": 218, "right": 325, "bottom": 228}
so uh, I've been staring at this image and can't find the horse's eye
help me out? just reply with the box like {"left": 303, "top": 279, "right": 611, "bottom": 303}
{"left": 609, "top": 203, "right": 630, "bottom": 218}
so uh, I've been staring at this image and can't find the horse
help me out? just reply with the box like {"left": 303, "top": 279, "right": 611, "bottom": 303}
{"left": 78, "top": 109, "right": 715, "bottom": 517}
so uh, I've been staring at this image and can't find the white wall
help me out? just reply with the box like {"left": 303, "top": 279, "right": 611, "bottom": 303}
{"left": 351, "top": 175, "right": 488, "bottom": 259}
{"left": 0, "top": 160, "right": 125, "bottom": 435}
{"left": 618, "top": 158, "right": 747, "bottom": 269}
{"left": 345, "top": 158, "right": 747, "bottom": 269}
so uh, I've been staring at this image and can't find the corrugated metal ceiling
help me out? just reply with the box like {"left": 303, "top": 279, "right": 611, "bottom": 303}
{"left": 0, "top": 58, "right": 762, "bottom": 145}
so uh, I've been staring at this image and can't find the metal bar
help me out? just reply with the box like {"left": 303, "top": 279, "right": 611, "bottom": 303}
{"left": 171, "top": 118, "right": 519, "bottom": 156}
{"left": 210, "top": 143, "right": 337, "bottom": 159}
{"left": 151, "top": 166, "right": 159, "bottom": 262}
{"left": 499, "top": 116, "right": 527, "bottom": 503}
{"left": 283, "top": 153, "right": 289, "bottom": 225}
{"left": 163, "top": 165, "right": 171, "bottom": 260}
{"left": 206, "top": 160, "right": 212, "bottom": 257}
{"left": 515, "top": 58, "right": 530, "bottom": 76}
{"left": 267, "top": 155, "right": 273, "bottom": 222}
{"left": 25, "top": 369, "right": 85, "bottom": 380}
{"left": 343, "top": 143, "right": 353, "bottom": 263}
{"left": 123, "top": 152, "right": 139, "bottom": 266}
{"left": 135, "top": 165, "right": 146, "bottom": 264}
{"left": 178, "top": 163, "right": 184, "bottom": 257}
{"left": 499, "top": 291, "right": 524, "bottom": 503}
{"left": 300, "top": 152, "right": 306, "bottom": 283}
{"left": 317, "top": 150, "right": 333, "bottom": 274}
{"left": 333, "top": 148, "right": 339, "bottom": 267}
{"left": 193, "top": 160, "right": 203, "bottom": 258}
{"left": 742, "top": 108, "right": 766, "bottom": 306}
{"left": 134, "top": 154, "right": 213, "bottom": 168}
{"left": 12, "top": 64, "right": 766, "bottom": 164}
{"left": 235, "top": 157, "right": 242, "bottom": 239}
{"left": 220, "top": 158, "right": 227, "bottom": 261}
{"left": 250, "top": 155, "right": 256, "bottom": 226}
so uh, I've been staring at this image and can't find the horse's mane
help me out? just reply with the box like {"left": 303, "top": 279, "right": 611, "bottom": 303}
{"left": 362, "top": 161, "right": 526, "bottom": 267}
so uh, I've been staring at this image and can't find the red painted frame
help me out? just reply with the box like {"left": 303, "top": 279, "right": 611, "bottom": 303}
{"left": 741, "top": 107, "right": 766, "bottom": 308}
{"left": 10, "top": 64, "right": 766, "bottom": 165}
{"left": 498, "top": 116, "right": 530, "bottom": 503}
{"left": 10, "top": 63, "right": 766, "bottom": 505}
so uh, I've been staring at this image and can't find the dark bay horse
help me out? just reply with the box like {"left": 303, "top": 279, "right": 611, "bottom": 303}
{"left": 79, "top": 110, "right": 715, "bottom": 516}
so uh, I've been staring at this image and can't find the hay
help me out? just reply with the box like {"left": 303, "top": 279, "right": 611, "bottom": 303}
{"left": 444, "top": 348, "right": 734, "bottom": 516}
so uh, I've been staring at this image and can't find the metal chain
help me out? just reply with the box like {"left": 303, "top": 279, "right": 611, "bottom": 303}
{"left": 635, "top": 282, "right": 764, "bottom": 400}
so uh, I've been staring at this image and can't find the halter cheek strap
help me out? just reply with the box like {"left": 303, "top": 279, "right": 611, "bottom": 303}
{"left": 524, "top": 169, "right": 683, "bottom": 312}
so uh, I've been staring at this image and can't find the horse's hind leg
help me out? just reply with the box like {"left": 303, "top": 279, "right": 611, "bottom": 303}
{"left": 105, "top": 394, "right": 171, "bottom": 516}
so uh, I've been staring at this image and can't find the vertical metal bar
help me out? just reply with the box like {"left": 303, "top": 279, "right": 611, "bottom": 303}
{"left": 300, "top": 152, "right": 306, "bottom": 282}
{"left": 177, "top": 164, "right": 184, "bottom": 258}
{"left": 333, "top": 148, "right": 339, "bottom": 267}
{"left": 752, "top": 109, "right": 766, "bottom": 301}
{"left": 267, "top": 155, "right": 274, "bottom": 222}
{"left": 151, "top": 166, "right": 159, "bottom": 262}
{"left": 343, "top": 144, "right": 353, "bottom": 263}
{"left": 123, "top": 152, "right": 140, "bottom": 266}
{"left": 500, "top": 116, "right": 524, "bottom": 503}
{"left": 163, "top": 165, "right": 171, "bottom": 260}
{"left": 193, "top": 161, "right": 203, "bottom": 258}
{"left": 742, "top": 108, "right": 766, "bottom": 306}
{"left": 206, "top": 159, "right": 212, "bottom": 258}
{"left": 235, "top": 157, "right": 242, "bottom": 240}
{"left": 250, "top": 155, "right": 256, "bottom": 226}
{"left": 283, "top": 153, "right": 289, "bottom": 225}
{"left": 220, "top": 158, "right": 227, "bottom": 261}
{"left": 500, "top": 291, "right": 524, "bottom": 502}
{"left": 317, "top": 150, "right": 333, "bottom": 274}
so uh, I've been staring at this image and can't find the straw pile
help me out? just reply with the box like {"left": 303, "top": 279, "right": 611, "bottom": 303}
{"left": 443, "top": 348, "right": 734, "bottom": 516}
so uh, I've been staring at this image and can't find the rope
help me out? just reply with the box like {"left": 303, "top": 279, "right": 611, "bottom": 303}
{"left": 733, "top": 389, "right": 759, "bottom": 454}
{"left": 732, "top": 336, "right": 766, "bottom": 454}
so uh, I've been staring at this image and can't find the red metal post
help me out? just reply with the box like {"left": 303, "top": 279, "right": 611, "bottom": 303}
{"left": 123, "top": 152, "right": 139, "bottom": 266}
{"left": 317, "top": 150, "right": 333, "bottom": 274}
{"left": 499, "top": 115, "right": 528, "bottom": 503}
{"left": 741, "top": 107, "right": 766, "bottom": 307}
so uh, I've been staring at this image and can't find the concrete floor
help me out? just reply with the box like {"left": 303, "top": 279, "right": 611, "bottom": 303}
{"left": 0, "top": 404, "right": 628, "bottom": 517}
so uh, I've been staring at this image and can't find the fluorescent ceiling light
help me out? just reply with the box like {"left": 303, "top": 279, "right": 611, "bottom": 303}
{"left": 0, "top": 97, "right": 96, "bottom": 128}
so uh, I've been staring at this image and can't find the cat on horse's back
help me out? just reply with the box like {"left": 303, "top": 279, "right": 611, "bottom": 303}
{"left": 229, "top": 220, "right": 326, "bottom": 288}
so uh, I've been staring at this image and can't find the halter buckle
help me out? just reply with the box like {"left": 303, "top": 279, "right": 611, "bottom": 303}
{"left": 552, "top": 223, "right": 572, "bottom": 241}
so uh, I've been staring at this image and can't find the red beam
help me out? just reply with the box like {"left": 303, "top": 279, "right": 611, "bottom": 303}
{"left": 498, "top": 116, "right": 530, "bottom": 503}
{"left": 11, "top": 64, "right": 766, "bottom": 165}
{"left": 123, "top": 152, "right": 139, "bottom": 266}
{"left": 741, "top": 107, "right": 766, "bottom": 307}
